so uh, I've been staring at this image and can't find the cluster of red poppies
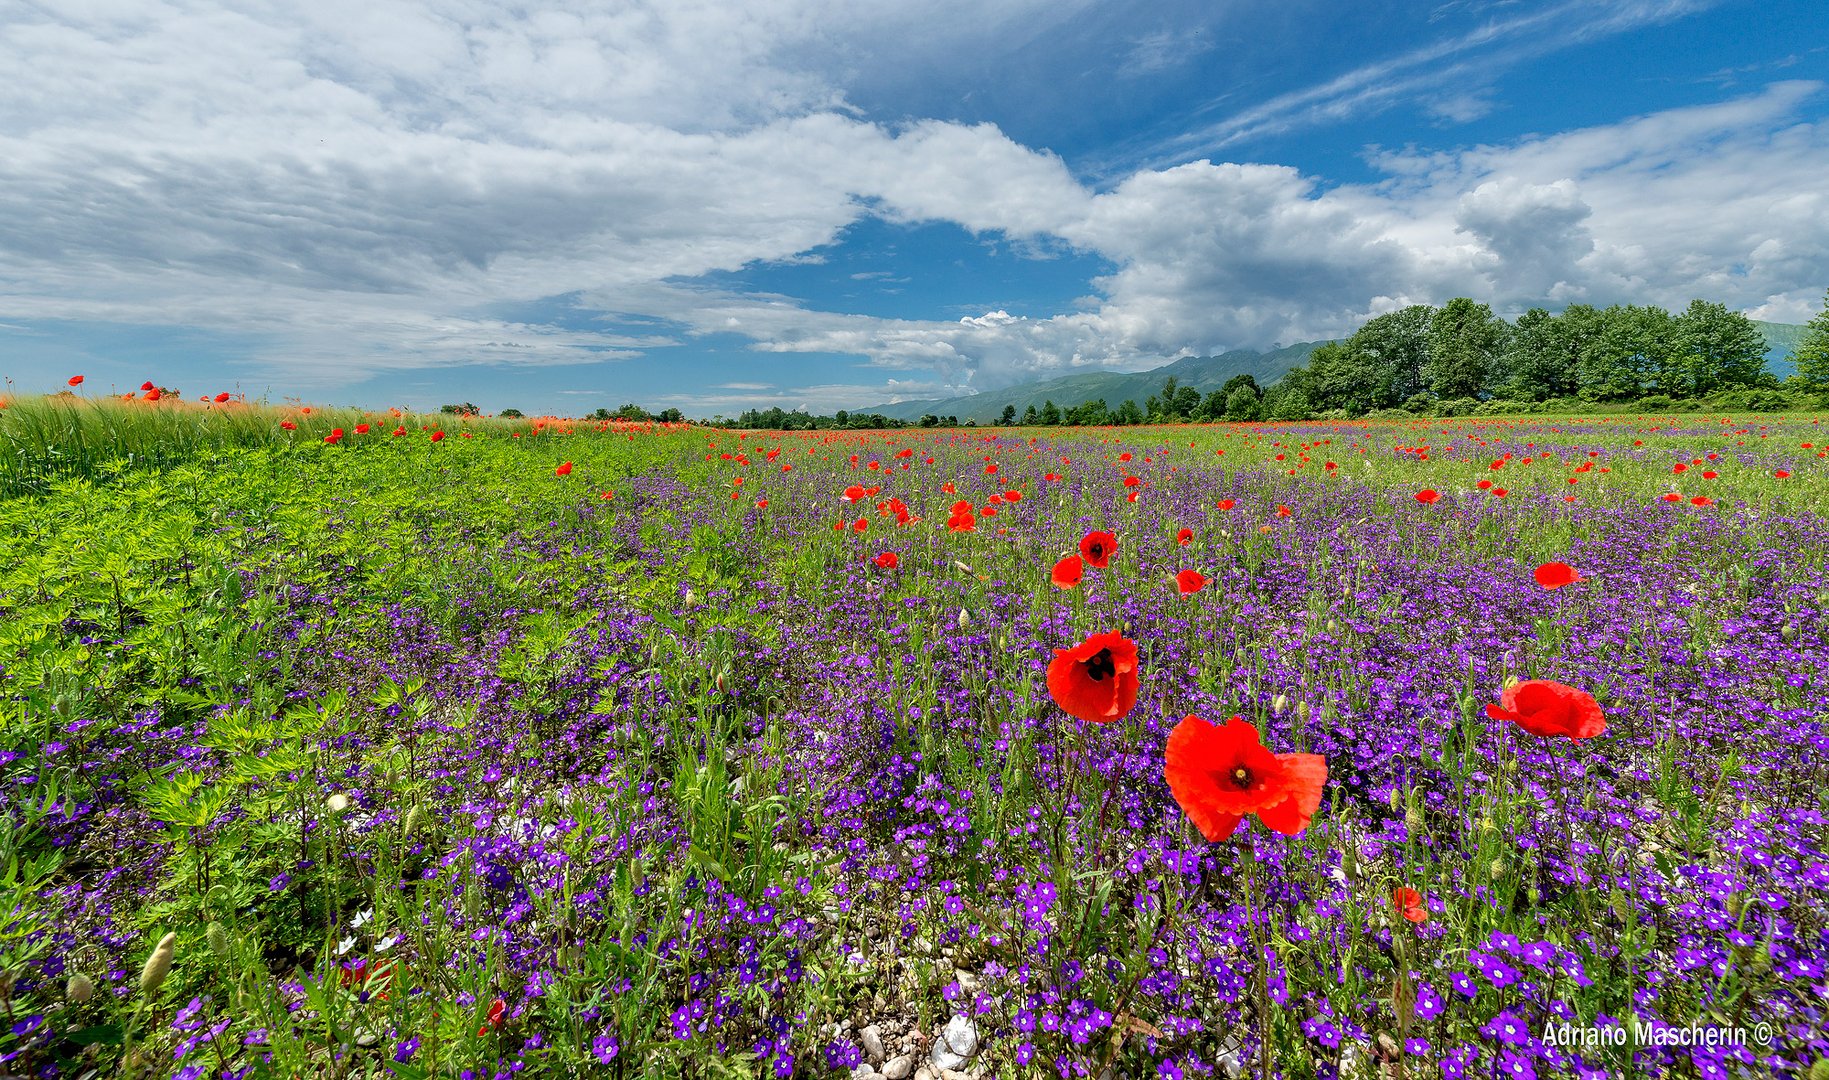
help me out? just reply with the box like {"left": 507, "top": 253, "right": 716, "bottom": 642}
{"left": 1036, "top": 535, "right": 1611, "bottom": 923}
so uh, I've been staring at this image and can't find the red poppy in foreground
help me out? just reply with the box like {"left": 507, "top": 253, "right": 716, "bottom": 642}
{"left": 214, "top": 391, "right": 232, "bottom": 403}
{"left": 1533, "top": 561, "right": 1582, "bottom": 590}
{"left": 873, "top": 551, "right": 898, "bottom": 569}
{"left": 430, "top": 430, "right": 445, "bottom": 442}
{"left": 140, "top": 381, "right": 155, "bottom": 391}
{"left": 68, "top": 375, "right": 84, "bottom": 386}
{"left": 1175, "top": 569, "right": 1206, "bottom": 594}
{"left": 1176, "top": 527, "right": 1193, "bottom": 545}
{"left": 478, "top": 997, "right": 506, "bottom": 1036}
{"left": 1046, "top": 631, "right": 1139, "bottom": 724}
{"left": 1485, "top": 680, "right": 1606, "bottom": 742}
{"left": 1050, "top": 555, "right": 1083, "bottom": 589}
{"left": 555, "top": 461, "right": 573, "bottom": 477}
{"left": 1393, "top": 887, "right": 1428, "bottom": 923}
{"left": 1215, "top": 499, "right": 1235, "bottom": 511}
{"left": 143, "top": 388, "right": 161, "bottom": 401}
{"left": 1414, "top": 489, "right": 1439, "bottom": 504}
{"left": 1079, "top": 530, "right": 1116, "bottom": 568}
{"left": 1164, "top": 715, "right": 1326, "bottom": 841}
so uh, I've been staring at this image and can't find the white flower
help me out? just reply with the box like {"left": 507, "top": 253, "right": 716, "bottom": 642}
{"left": 350, "top": 908, "right": 374, "bottom": 929}
{"left": 336, "top": 936, "right": 357, "bottom": 956}
{"left": 375, "top": 935, "right": 399, "bottom": 953}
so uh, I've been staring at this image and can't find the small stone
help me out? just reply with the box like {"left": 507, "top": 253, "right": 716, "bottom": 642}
{"left": 860, "top": 1025, "right": 886, "bottom": 1063}
{"left": 850, "top": 1068, "right": 882, "bottom": 1080}
{"left": 882, "top": 1054, "right": 915, "bottom": 1079}
{"left": 929, "top": 1015, "right": 978, "bottom": 1071}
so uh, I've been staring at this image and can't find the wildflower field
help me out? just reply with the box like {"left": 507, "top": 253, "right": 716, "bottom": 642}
{"left": 1, "top": 396, "right": 1827, "bottom": 1080}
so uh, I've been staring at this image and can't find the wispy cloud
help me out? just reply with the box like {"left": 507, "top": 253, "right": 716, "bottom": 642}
{"left": 1102, "top": 0, "right": 1721, "bottom": 172}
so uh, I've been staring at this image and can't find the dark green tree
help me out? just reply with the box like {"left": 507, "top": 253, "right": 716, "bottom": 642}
{"left": 1581, "top": 305, "right": 1673, "bottom": 401}
{"left": 1113, "top": 399, "right": 1144, "bottom": 424}
{"left": 498, "top": 407, "right": 525, "bottom": 418}
{"left": 1345, "top": 306, "right": 1433, "bottom": 408}
{"left": 1426, "top": 298, "right": 1506, "bottom": 400}
{"left": 1224, "top": 385, "right": 1262, "bottom": 422}
{"left": 999, "top": 404, "right": 1018, "bottom": 426}
{"left": 1039, "top": 400, "right": 1062, "bottom": 425}
{"left": 1673, "top": 299, "right": 1768, "bottom": 396}
{"left": 1497, "top": 306, "right": 1596, "bottom": 401}
{"left": 1021, "top": 404, "right": 1039, "bottom": 425}
{"left": 1794, "top": 289, "right": 1829, "bottom": 391}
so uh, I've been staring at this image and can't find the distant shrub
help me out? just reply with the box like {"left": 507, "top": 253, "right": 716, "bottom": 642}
{"left": 1436, "top": 397, "right": 1482, "bottom": 417}
{"left": 1634, "top": 394, "right": 1675, "bottom": 411}
{"left": 1364, "top": 407, "right": 1414, "bottom": 419}
{"left": 1475, "top": 399, "right": 1536, "bottom": 416}
{"left": 1316, "top": 408, "right": 1353, "bottom": 421}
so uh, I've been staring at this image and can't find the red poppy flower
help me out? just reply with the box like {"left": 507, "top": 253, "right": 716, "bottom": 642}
{"left": 1046, "top": 631, "right": 1139, "bottom": 724}
{"left": 1477, "top": 479, "right": 1493, "bottom": 490}
{"left": 1661, "top": 492, "right": 1681, "bottom": 502}
{"left": 1176, "top": 527, "right": 1193, "bottom": 545}
{"left": 1118, "top": 452, "right": 1132, "bottom": 462}
{"left": 1276, "top": 504, "right": 1292, "bottom": 516}
{"left": 1123, "top": 475, "right": 1141, "bottom": 488}
{"left": 948, "top": 510, "right": 976, "bottom": 532}
{"left": 1690, "top": 495, "right": 1713, "bottom": 506}
{"left": 1485, "top": 680, "right": 1605, "bottom": 741}
{"left": 478, "top": 997, "right": 506, "bottom": 1036}
{"left": 1533, "top": 561, "right": 1582, "bottom": 590}
{"left": 1491, "top": 488, "right": 1508, "bottom": 498}
{"left": 1175, "top": 569, "right": 1206, "bottom": 594}
{"left": 140, "top": 380, "right": 155, "bottom": 391}
{"left": 1003, "top": 490, "right": 1022, "bottom": 502}
{"left": 754, "top": 498, "right": 767, "bottom": 508}
{"left": 1701, "top": 470, "right": 1717, "bottom": 479}
{"left": 354, "top": 423, "right": 368, "bottom": 433}
{"left": 430, "top": 430, "right": 445, "bottom": 442}
{"left": 1215, "top": 499, "right": 1235, "bottom": 511}
{"left": 1079, "top": 531, "right": 1116, "bottom": 568}
{"left": 280, "top": 420, "right": 296, "bottom": 430}
{"left": 555, "top": 462, "right": 573, "bottom": 476}
{"left": 143, "top": 388, "right": 161, "bottom": 401}
{"left": 1050, "top": 555, "right": 1083, "bottom": 588}
{"left": 1414, "top": 489, "right": 1439, "bottom": 504}
{"left": 324, "top": 433, "right": 341, "bottom": 444}
{"left": 985, "top": 463, "right": 998, "bottom": 475}
{"left": 1164, "top": 715, "right": 1327, "bottom": 841}
{"left": 209, "top": 391, "right": 229, "bottom": 403}
{"left": 1672, "top": 463, "right": 1687, "bottom": 473}
{"left": 873, "top": 551, "right": 898, "bottom": 569}
{"left": 68, "top": 375, "right": 84, "bottom": 386}
{"left": 393, "top": 426, "right": 406, "bottom": 436}
{"left": 1775, "top": 469, "right": 1790, "bottom": 479}
{"left": 1393, "top": 887, "right": 1428, "bottom": 923}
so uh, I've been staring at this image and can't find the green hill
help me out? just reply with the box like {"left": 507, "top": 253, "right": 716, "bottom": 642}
{"left": 864, "top": 340, "right": 1327, "bottom": 423}
{"left": 1756, "top": 320, "right": 1807, "bottom": 378}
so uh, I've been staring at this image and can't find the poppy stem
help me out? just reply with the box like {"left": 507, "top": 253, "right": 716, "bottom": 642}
{"left": 1240, "top": 840, "right": 1273, "bottom": 1080}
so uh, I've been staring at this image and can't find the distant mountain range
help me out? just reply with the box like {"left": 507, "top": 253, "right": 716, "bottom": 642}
{"left": 861, "top": 340, "right": 1325, "bottom": 424}
{"left": 860, "top": 321, "right": 1811, "bottom": 423}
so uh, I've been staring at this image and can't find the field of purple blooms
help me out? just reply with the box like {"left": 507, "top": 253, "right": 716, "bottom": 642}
{"left": 0, "top": 408, "right": 1826, "bottom": 1080}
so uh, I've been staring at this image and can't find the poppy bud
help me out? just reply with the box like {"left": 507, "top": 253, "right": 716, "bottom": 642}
{"left": 1385, "top": 788, "right": 1401, "bottom": 810}
{"left": 53, "top": 692, "right": 71, "bottom": 717}
{"left": 1489, "top": 859, "right": 1507, "bottom": 880}
{"left": 1527, "top": 887, "right": 1540, "bottom": 904}
{"left": 1752, "top": 951, "right": 1773, "bottom": 977}
{"left": 464, "top": 884, "right": 482, "bottom": 920}
{"left": 684, "top": 588, "right": 697, "bottom": 607}
{"left": 1502, "top": 674, "right": 1519, "bottom": 690}
{"left": 1726, "top": 893, "right": 1744, "bottom": 918}
{"left": 402, "top": 805, "right": 426, "bottom": 837}
{"left": 1271, "top": 693, "right": 1289, "bottom": 717}
{"left": 1609, "top": 890, "right": 1629, "bottom": 921}
{"left": 140, "top": 931, "right": 177, "bottom": 996}
{"left": 1295, "top": 701, "right": 1311, "bottom": 723}
{"left": 958, "top": 609, "right": 970, "bottom": 628}
{"left": 206, "top": 922, "right": 231, "bottom": 957}
{"left": 1782, "top": 624, "right": 1798, "bottom": 641}
{"left": 1404, "top": 807, "right": 1423, "bottom": 832}
{"left": 1480, "top": 817, "right": 1497, "bottom": 835}
{"left": 66, "top": 972, "right": 95, "bottom": 1002}
{"left": 326, "top": 793, "right": 350, "bottom": 815}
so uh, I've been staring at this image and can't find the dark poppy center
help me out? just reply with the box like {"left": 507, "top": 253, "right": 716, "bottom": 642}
{"left": 1089, "top": 542, "right": 1105, "bottom": 560}
{"left": 1228, "top": 766, "right": 1253, "bottom": 790}
{"left": 1083, "top": 648, "right": 1116, "bottom": 682}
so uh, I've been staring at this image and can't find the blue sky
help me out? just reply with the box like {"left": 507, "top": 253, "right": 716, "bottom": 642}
{"left": 2, "top": 0, "right": 1825, "bottom": 417}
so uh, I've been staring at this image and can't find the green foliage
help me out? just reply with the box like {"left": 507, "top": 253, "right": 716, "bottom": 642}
{"left": 1795, "top": 289, "right": 1829, "bottom": 390}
